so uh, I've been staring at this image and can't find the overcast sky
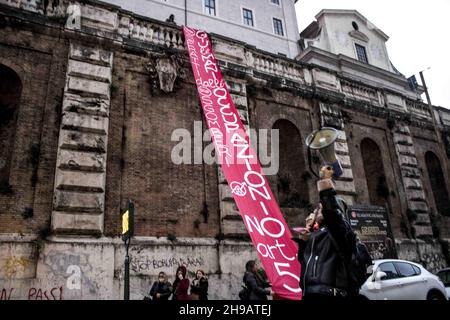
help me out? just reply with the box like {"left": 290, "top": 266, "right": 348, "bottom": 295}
{"left": 295, "top": 0, "right": 450, "bottom": 108}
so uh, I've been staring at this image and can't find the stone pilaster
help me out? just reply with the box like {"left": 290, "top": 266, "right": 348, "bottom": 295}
{"left": 320, "top": 103, "right": 357, "bottom": 205}
{"left": 51, "top": 43, "right": 113, "bottom": 236}
{"left": 393, "top": 124, "right": 433, "bottom": 237}
{"left": 217, "top": 79, "right": 250, "bottom": 238}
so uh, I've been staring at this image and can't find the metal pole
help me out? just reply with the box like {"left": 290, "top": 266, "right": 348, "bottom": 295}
{"left": 124, "top": 239, "right": 130, "bottom": 300}
{"left": 419, "top": 71, "right": 450, "bottom": 177}
{"left": 185, "top": 0, "right": 187, "bottom": 26}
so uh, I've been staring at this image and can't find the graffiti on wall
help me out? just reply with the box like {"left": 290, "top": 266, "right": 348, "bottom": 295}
{"left": 2, "top": 256, "right": 32, "bottom": 279}
{"left": 131, "top": 256, "right": 205, "bottom": 273}
{"left": 421, "top": 252, "right": 446, "bottom": 273}
{"left": 0, "top": 249, "right": 96, "bottom": 300}
{"left": 43, "top": 250, "right": 96, "bottom": 294}
{"left": 0, "top": 286, "right": 63, "bottom": 300}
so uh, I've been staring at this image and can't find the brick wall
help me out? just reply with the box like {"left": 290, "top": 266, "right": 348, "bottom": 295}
{"left": 0, "top": 25, "right": 68, "bottom": 235}
{"left": 104, "top": 52, "right": 220, "bottom": 238}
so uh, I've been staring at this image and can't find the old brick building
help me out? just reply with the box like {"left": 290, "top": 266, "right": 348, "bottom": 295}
{"left": 0, "top": 0, "right": 449, "bottom": 299}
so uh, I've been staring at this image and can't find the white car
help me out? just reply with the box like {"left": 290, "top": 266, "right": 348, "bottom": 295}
{"left": 436, "top": 268, "right": 450, "bottom": 299}
{"left": 359, "top": 259, "right": 448, "bottom": 300}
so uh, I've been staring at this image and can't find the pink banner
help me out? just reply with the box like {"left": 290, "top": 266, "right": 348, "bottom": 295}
{"left": 183, "top": 26, "right": 301, "bottom": 300}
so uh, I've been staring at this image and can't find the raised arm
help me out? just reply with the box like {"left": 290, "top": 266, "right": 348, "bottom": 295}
{"left": 318, "top": 178, "right": 353, "bottom": 259}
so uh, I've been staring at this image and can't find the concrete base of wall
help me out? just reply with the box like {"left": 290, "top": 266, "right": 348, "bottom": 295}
{"left": 1, "top": 235, "right": 449, "bottom": 300}
{"left": 396, "top": 238, "right": 449, "bottom": 273}
{"left": 0, "top": 235, "right": 258, "bottom": 300}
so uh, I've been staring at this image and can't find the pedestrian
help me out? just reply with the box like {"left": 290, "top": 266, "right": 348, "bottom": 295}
{"left": 242, "top": 260, "right": 272, "bottom": 300}
{"left": 172, "top": 265, "right": 190, "bottom": 300}
{"left": 190, "top": 269, "right": 209, "bottom": 300}
{"left": 293, "top": 165, "right": 357, "bottom": 301}
{"left": 148, "top": 271, "right": 172, "bottom": 300}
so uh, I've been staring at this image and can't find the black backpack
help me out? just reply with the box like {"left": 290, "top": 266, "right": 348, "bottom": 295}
{"left": 347, "top": 238, "right": 372, "bottom": 291}
{"left": 238, "top": 285, "right": 250, "bottom": 301}
{"left": 329, "top": 221, "right": 372, "bottom": 294}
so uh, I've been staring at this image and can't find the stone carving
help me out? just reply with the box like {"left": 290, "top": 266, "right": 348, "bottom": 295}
{"left": 244, "top": 50, "right": 254, "bottom": 67}
{"left": 65, "top": 3, "right": 81, "bottom": 30}
{"left": 320, "top": 103, "right": 344, "bottom": 129}
{"left": 146, "top": 54, "right": 184, "bottom": 93}
{"left": 42, "top": 0, "right": 66, "bottom": 17}
{"left": 0, "top": 0, "right": 65, "bottom": 15}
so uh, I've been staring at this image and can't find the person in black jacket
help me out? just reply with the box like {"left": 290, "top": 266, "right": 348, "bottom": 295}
{"left": 190, "top": 269, "right": 209, "bottom": 300}
{"left": 243, "top": 260, "right": 272, "bottom": 300}
{"left": 149, "top": 272, "right": 173, "bottom": 300}
{"left": 293, "top": 166, "right": 356, "bottom": 300}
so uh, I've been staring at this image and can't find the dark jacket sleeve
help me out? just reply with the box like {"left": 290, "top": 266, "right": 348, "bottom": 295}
{"left": 149, "top": 282, "right": 158, "bottom": 297}
{"left": 319, "top": 188, "right": 353, "bottom": 260}
{"left": 246, "top": 273, "right": 270, "bottom": 296}
{"left": 191, "top": 279, "right": 208, "bottom": 296}
{"left": 160, "top": 282, "right": 172, "bottom": 299}
{"left": 199, "top": 279, "right": 208, "bottom": 296}
{"left": 291, "top": 238, "right": 307, "bottom": 263}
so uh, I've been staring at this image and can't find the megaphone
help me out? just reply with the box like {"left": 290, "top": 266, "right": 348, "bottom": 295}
{"left": 305, "top": 127, "right": 343, "bottom": 179}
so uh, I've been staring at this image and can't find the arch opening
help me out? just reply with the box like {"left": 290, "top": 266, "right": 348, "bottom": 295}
{"left": 272, "top": 119, "right": 310, "bottom": 215}
{"left": 361, "top": 138, "right": 389, "bottom": 207}
{"left": 0, "top": 64, "right": 22, "bottom": 190}
{"left": 425, "top": 151, "right": 450, "bottom": 216}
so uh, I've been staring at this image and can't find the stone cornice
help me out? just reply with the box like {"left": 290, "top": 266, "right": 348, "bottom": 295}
{"left": 299, "top": 46, "right": 421, "bottom": 94}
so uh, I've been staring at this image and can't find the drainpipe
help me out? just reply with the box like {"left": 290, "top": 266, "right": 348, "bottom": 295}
{"left": 185, "top": 0, "right": 187, "bottom": 26}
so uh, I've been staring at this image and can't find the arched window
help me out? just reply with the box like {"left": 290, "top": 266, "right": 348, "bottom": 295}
{"left": 425, "top": 151, "right": 450, "bottom": 216}
{"left": 272, "top": 119, "right": 309, "bottom": 209}
{"left": 360, "top": 138, "right": 389, "bottom": 206}
{"left": 0, "top": 64, "right": 22, "bottom": 190}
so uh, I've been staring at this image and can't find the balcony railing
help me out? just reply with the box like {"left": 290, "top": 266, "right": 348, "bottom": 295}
{"left": 406, "top": 99, "right": 432, "bottom": 120}
{"left": 252, "top": 53, "right": 305, "bottom": 83}
{"left": 118, "top": 16, "right": 185, "bottom": 50}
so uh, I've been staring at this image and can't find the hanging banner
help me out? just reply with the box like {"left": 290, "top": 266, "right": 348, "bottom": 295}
{"left": 183, "top": 26, "right": 301, "bottom": 300}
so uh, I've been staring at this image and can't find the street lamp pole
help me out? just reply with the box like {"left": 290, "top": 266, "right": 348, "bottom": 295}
{"left": 124, "top": 238, "right": 130, "bottom": 300}
{"left": 419, "top": 70, "right": 450, "bottom": 198}
{"left": 122, "top": 199, "right": 134, "bottom": 300}
{"left": 420, "top": 70, "right": 443, "bottom": 140}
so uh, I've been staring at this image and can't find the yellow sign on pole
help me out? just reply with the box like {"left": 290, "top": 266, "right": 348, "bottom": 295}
{"left": 121, "top": 200, "right": 134, "bottom": 241}
{"left": 122, "top": 210, "right": 129, "bottom": 235}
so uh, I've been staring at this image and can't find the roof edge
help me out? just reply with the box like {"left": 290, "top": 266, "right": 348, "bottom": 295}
{"left": 314, "top": 9, "right": 390, "bottom": 41}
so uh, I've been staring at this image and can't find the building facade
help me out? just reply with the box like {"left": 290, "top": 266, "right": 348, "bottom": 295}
{"left": 0, "top": 0, "right": 449, "bottom": 300}
{"left": 103, "top": 0, "right": 301, "bottom": 58}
